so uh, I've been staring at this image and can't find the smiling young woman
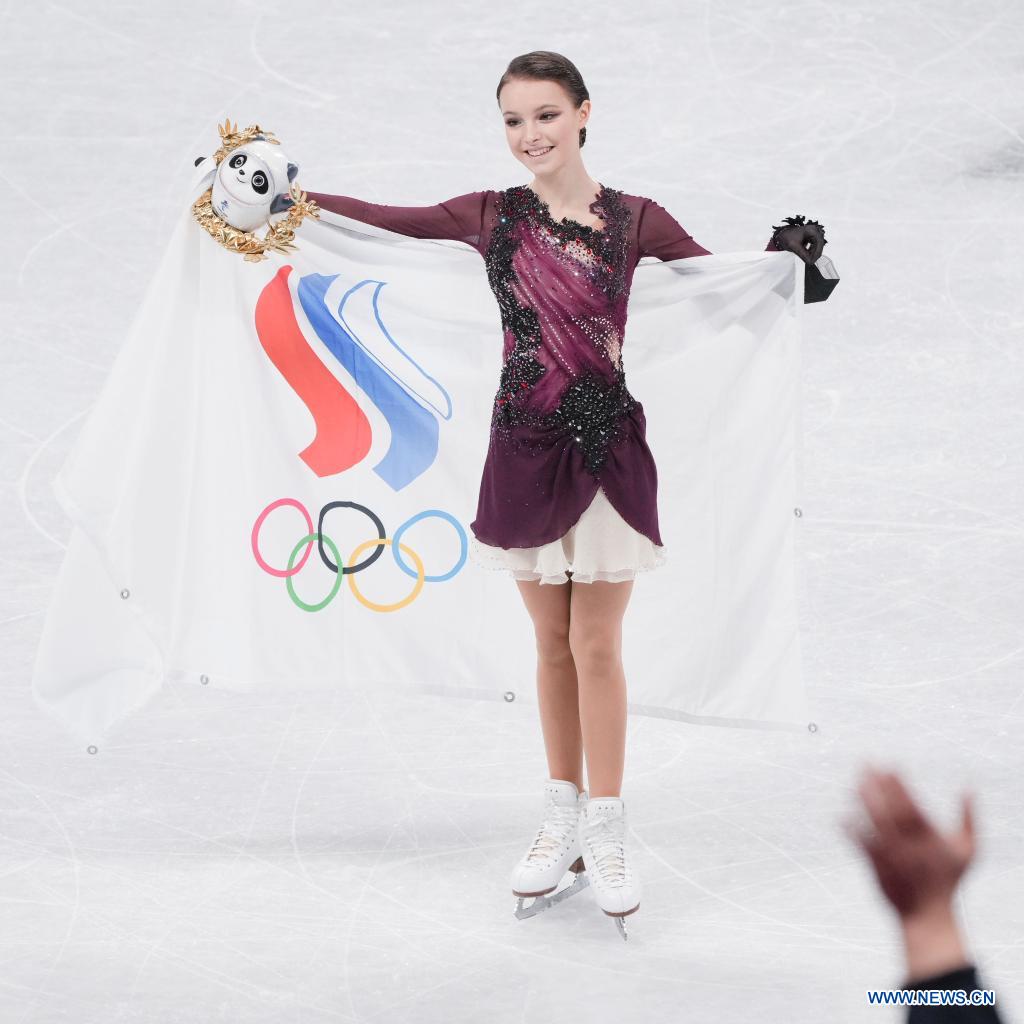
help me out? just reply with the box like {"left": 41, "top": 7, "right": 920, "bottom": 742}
{"left": 302, "top": 49, "right": 832, "bottom": 940}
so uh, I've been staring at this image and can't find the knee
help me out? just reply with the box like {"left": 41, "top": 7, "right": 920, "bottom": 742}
{"left": 567, "top": 629, "right": 621, "bottom": 674}
{"left": 535, "top": 627, "right": 573, "bottom": 664}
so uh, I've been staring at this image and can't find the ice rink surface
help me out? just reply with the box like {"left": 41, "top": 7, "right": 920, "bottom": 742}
{"left": 2, "top": 1, "right": 1022, "bottom": 1020}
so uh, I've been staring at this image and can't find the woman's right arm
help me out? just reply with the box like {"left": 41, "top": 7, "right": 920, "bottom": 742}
{"left": 303, "top": 189, "right": 489, "bottom": 251}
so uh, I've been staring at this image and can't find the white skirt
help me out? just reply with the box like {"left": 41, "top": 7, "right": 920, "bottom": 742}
{"left": 468, "top": 485, "right": 668, "bottom": 585}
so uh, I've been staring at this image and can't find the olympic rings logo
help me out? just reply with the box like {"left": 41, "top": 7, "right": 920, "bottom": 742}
{"left": 251, "top": 498, "right": 468, "bottom": 613}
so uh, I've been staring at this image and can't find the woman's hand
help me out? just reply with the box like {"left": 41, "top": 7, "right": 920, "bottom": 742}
{"left": 771, "top": 214, "right": 827, "bottom": 265}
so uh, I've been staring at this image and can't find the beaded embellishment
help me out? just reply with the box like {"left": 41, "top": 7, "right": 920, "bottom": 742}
{"left": 481, "top": 183, "right": 638, "bottom": 475}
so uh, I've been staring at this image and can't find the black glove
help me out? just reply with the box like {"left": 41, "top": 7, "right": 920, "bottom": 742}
{"left": 771, "top": 214, "right": 826, "bottom": 265}
{"left": 772, "top": 214, "right": 837, "bottom": 303}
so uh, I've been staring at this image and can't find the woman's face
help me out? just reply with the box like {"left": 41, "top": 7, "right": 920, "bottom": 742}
{"left": 499, "top": 77, "right": 590, "bottom": 175}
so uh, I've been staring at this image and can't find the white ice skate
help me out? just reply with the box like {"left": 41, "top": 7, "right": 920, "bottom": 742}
{"left": 511, "top": 779, "right": 591, "bottom": 920}
{"left": 577, "top": 796, "right": 641, "bottom": 941}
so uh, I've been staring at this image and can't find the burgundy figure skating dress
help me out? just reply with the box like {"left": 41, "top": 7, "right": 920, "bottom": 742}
{"left": 304, "top": 183, "right": 783, "bottom": 585}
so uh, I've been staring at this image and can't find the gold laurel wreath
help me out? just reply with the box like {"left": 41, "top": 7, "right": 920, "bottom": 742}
{"left": 190, "top": 118, "right": 321, "bottom": 263}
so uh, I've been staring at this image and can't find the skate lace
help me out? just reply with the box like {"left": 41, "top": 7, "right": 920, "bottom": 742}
{"left": 582, "top": 816, "right": 630, "bottom": 886}
{"left": 526, "top": 800, "right": 580, "bottom": 863}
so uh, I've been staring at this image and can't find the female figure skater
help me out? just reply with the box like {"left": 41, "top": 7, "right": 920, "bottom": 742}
{"left": 304, "top": 51, "right": 827, "bottom": 940}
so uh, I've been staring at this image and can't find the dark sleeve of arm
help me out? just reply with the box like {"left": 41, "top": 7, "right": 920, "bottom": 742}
{"left": 302, "top": 189, "right": 488, "bottom": 251}
{"left": 906, "top": 965, "right": 1004, "bottom": 1024}
{"left": 637, "top": 197, "right": 782, "bottom": 262}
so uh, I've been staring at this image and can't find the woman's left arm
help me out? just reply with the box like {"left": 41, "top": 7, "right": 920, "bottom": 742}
{"left": 637, "top": 198, "right": 835, "bottom": 304}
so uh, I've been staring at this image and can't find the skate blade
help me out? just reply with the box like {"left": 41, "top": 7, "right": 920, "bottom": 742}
{"left": 600, "top": 902, "right": 639, "bottom": 942}
{"left": 513, "top": 871, "right": 590, "bottom": 920}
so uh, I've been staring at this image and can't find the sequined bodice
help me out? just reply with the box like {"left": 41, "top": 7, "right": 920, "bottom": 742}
{"left": 482, "top": 184, "right": 638, "bottom": 475}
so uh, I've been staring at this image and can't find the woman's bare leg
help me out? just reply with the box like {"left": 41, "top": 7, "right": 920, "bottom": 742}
{"left": 514, "top": 574, "right": 584, "bottom": 792}
{"left": 567, "top": 580, "right": 634, "bottom": 799}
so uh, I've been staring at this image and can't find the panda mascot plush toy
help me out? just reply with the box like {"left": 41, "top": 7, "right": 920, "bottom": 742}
{"left": 194, "top": 136, "right": 299, "bottom": 233}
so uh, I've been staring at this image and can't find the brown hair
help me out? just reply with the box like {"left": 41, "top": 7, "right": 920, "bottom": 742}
{"left": 495, "top": 51, "right": 591, "bottom": 149}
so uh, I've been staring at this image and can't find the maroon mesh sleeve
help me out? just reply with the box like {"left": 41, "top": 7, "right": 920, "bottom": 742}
{"left": 302, "top": 189, "right": 490, "bottom": 253}
{"left": 637, "top": 197, "right": 780, "bottom": 260}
